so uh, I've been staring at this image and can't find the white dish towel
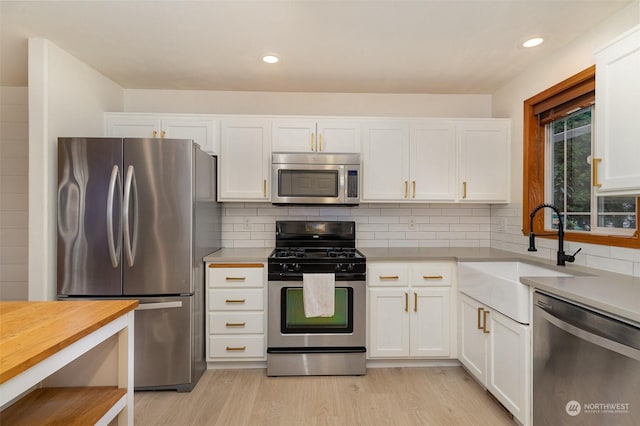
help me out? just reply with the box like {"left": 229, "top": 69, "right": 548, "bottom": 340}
{"left": 303, "top": 273, "right": 335, "bottom": 318}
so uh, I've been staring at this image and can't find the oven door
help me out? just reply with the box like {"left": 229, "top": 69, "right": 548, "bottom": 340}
{"left": 267, "top": 280, "right": 365, "bottom": 348}
{"left": 271, "top": 163, "right": 346, "bottom": 205}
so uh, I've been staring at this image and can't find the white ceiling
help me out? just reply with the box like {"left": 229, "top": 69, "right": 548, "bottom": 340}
{"left": 0, "top": 0, "right": 634, "bottom": 94}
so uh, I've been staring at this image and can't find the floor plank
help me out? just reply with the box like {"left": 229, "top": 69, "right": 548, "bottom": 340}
{"left": 134, "top": 367, "right": 515, "bottom": 426}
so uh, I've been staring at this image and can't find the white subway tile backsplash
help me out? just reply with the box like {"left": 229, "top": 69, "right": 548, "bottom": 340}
{"left": 430, "top": 216, "right": 460, "bottom": 224}
{"left": 369, "top": 216, "right": 400, "bottom": 224}
{"left": 390, "top": 240, "right": 418, "bottom": 247}
{"left": 585, "top": 256, "right": 634, "bottom": 276}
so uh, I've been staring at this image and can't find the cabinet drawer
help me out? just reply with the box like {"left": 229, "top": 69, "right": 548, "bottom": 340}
{"left": 207, "top": 264, "right": 264, "bottom": 288}
{"left": 368, "top": 264, "right": 409, "bottom": 286}
{"left": 411, "top": 263, "right": 453, "bottom": 286}
{"left": 209, "top": 312, "right": 264, "bottom": 334}
{"left": 208, "top": 289, "right": 264, "bottom": 310}
{"left": 209, "top": 335, "right": 265, "bottom": 359}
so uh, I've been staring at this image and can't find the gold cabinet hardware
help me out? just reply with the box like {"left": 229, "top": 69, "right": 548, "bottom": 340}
{"left": 161, "top": 130, "right": 166, "bottom": 138}
{"left": 225, "top": 299, "right": 246, "bottom": 304}
{"left": 414, "top": 292, "right": 418, "bottom": 312}
{"left": 225, "top": 322, "right": 246, "bottom": 327}
{"left": 263, "top": 179, "right": 267, "bottom": 197}
{"left": 319, "top": 133, "right": 323, "bottom": 152}
{"left": 463, "top": 181, "right": 468, "bottom": 199}
{"left": 412, "top": 181, "right": 416, "bottom": 198}
{"left": 404, "top": 292, "right": 409, "bottom": 312}
{"left": 379, "top": 275, "right": 399, "bottom": 280}
{"left": 482, "top": 310, "right": 490, "bottom": 334}
{"left": 477, "top": 307, "right": 484, "bottom": 330}
{"left": 593, "top": 157, "right": 602, "bottom": 187}
{"left": 152, "top": 130, "right": 158, "bottom": 137}
{"left": 225, "top": 277, "right": 246, "bottom": 281}
{"left": 226, "top": 346, "right": 246, "bottom": 352}
{"left": 311, "top": 133, "right": 315, "bottom": 151}
{"left": 423, "top": 275, "right": 443, "bottom": 280}
{"left": 404, "top": 181, "right": 408, "bottom": 198}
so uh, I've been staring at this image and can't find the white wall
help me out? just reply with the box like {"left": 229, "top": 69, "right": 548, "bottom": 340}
{"left": 28, "top": 38, "right": 124, "bottom": 300}
{"left": 124, "top": 89, "right": 493, "bottom": 118}
{"left": 490, "top": 2, "right": 640, "bottom": 277}
{"left": 0, "top": 87, "right": 28, "bottom": 300}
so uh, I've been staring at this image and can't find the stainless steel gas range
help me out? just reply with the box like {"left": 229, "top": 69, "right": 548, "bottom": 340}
{"left": 267, "top": 221, "right": 366, "bottom": 376}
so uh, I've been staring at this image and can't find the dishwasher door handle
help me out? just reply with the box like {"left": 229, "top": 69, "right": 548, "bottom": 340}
{"left": 536, "top": 306, "right": 640, "bottom": 361}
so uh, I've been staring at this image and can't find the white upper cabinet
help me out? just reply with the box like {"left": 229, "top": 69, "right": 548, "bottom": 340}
{"left": 410, "top": 121, "right": 457, "bottom": 201}
{"left": 594, "top": 25, "right": 640, "bottom": 194}
{"left": 105, "top": 113, "right": 219, "bottom": 155}
{"left": 272, "top": 119, "right": 360, "bottom": 153}
{"left": 219, "top": 119, "right": 271, "bottom": 202}
{"left": 361, "top": 121, "right": 409, "bottom": 201}
{"left": 458, "top": 119, "right": 510, "bottom": 203}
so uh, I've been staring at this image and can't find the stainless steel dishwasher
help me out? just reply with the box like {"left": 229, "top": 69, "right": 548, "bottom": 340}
{"left": 533, "top": 291, "right": 640, "bottom": 425}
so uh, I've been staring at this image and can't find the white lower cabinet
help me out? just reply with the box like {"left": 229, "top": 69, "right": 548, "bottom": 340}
{"left": 458, "top": 292, "right": 530, "bottom": 425}
{"left": 368, "top": 262, "right": 455, "bottom": 358}
{"left": 206, "top": 263, "right": 266, "bottom": 361}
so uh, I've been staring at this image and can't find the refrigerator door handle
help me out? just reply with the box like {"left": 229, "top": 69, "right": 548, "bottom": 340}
{"left": 106, "top": 165, "right": 123, "bottom": 268}
{"left": 123, "top": 165, "right": 139, "bottom": 267}
{"left": 136, "top": 301, "right": 183, "bottom": 311}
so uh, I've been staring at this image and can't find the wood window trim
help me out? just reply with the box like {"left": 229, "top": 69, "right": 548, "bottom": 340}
{"left": 522, "top": 65, "right": 640, "bottom": 249}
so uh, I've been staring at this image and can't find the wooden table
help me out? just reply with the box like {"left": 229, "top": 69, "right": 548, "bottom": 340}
{"left": 0, "top": 300, "right": 137, "bottom": 425}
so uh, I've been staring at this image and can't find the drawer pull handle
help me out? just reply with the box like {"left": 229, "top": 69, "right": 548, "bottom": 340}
{"left": 404, "top": 292, "right": 409, "bottom": 312}
{"left": 423, "top": 275, "right": 443, "bottom": 280}
{"left": 225, "top": 322, "right": 246, "bottom": 327}
{"left": 225, "top": 299, "right": 246, "bottom": 304}
{"left": 414, "top": 292, "right": 418, "bottom": 312}
{"left": 226, "top": 346, "right": 246, "bottom": 352}
{"left": 225, "top": 277, "right": 246, "bottom": 281}
{"left": 379, "top": 275, "right": 399, "bottom": 280}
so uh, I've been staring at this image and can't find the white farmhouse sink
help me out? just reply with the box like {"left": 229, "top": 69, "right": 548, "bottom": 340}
{"left": 458, "top": 261, "right": 573, "bottom": 324}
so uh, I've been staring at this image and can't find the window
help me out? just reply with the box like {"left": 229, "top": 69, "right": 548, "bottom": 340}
{"left": 523, "top": 66, "right": 639, "bottom": 249}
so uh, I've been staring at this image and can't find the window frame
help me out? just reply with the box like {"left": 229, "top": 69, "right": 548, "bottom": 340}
{"left": 522, "top": 65, "right": 639, "bottom": 249}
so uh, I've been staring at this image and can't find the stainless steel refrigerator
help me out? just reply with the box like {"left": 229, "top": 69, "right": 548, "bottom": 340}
{"left": 57, "top": 137, "right": 221, "bottom": 392}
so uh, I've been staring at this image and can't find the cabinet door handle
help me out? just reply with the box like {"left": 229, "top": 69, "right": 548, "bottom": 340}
{"left": 379, "top": 275, "right": 399, "bottom": 280}
{"left": 152, "top": 130, "right": 158, "bottom": 137}
{"left": 263, "top": 179, "right": 267, "bottom": 197}
{"left": 225, "top": 322, "right": 246, "bottom": 328}
{"left": 477, "top": 307, "right": 484, "bottom": 330}
{"left": 593, "top": 157, "right": 602, "bottom": 187}
{"left": 404, "top": 292, "right": 409, "bottom": 312}
{"left": 161, "top": 130, "right": 166, "bottom": 138}
{"left": 311, "top": 133, "right": 315, "bottom": 151}
{"left": 225, "top": 277, "right": 246, "bottom": 281}
{"left": 414, "top": 292, "right": 418, "bottom": 312}
{"left": 482, "top": 310, "right": 490, "bottom": 334}
{"left": 412, "top": 181, "right": 416, "bottom": 198}
{"left": 463, "top": 181, "right": 468, "bottom": 199}
{"left": 423, "top": 275, "right": 443, "bottom": 280}
{"left": 226, "top": 346, "right": 246, "bottom": 352}
{"left": 225, "top": 299, "right": 246, "bottom": 304}
{"left": 404, "top": 181, "right": 408, "bottom": 198}
{"left": 319, "top": 133, "right": 323, "bottom": 152}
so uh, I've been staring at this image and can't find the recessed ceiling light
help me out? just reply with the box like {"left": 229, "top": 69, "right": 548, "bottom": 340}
{"left": 523, "top": 37, "right": 544, "bottom": 48}
{"left": 263, "top": 55, "right": 279, "bottom": 64}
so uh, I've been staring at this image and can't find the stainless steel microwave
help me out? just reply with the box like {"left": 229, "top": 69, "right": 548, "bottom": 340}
{"left": 271, "top": 153, "right": 360, "bottom": 205}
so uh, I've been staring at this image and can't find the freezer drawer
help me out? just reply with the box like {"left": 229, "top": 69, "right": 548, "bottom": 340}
{"left": 134, "top": 296, "right": 194, "bottom": 391}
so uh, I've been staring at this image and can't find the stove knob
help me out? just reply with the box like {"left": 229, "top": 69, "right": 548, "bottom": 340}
{"left": 293, "top": 263, "right": 302, "bottom": 272}
{"left": 335, "top": 263, "right": 343, "bottom": 272}
{"left": 281, "top": 263, "right": 289, "bottom": 272}
{"left": 346, "top": 264, "right": 354, "bottom": 272}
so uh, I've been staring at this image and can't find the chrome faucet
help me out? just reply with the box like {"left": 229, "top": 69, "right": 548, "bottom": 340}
{"left": 528, "top": 203, "right": 581, "bottom": 266}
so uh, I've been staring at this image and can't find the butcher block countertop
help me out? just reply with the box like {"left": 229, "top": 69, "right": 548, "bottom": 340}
{"left": 0, "top": 300, "right": 138, "bottom": 383}
{"left": 0, "top": 300, "right": 138, "bottom": 425}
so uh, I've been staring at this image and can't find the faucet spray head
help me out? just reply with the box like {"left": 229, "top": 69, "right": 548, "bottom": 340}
{"left": 528, "top": 232, "right": 537, "bottom": 251}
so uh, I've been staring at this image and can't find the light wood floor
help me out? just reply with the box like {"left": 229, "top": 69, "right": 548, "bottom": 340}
{"left": 134, "top": 367, "right": 514, "bottom": 426}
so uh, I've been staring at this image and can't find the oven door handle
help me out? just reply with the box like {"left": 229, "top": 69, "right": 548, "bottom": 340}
{"left": 535, "top": 306, "right": 640, "bottom": 361}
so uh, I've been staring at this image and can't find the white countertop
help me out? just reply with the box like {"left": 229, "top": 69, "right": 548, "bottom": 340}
{"left": 203, "top": 246, "right": 640, "bottom": 324}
